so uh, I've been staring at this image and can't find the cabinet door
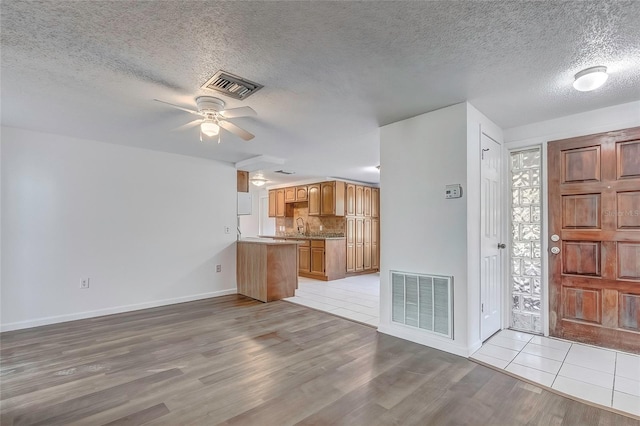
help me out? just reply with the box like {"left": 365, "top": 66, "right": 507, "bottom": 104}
{"left": 276, "top": 189, "right": 286, "bottom": 217}
{"left": 268, "top": 190, "right": 276, "bottom": 217}
{"left": 320, "top": 182, "right": 335, "bottom": 215}
{"left": 364, "top": 187, "right": 372, "bottom": 217}
{"left": 310, "top": 247, "right": 325, "bottom": 275}
{"left": 308, "top": 184, "right": 321, "bottom": 216}
{"left": 295, "top": 186, "right": 308, "bottom": 201}
{"left": 346, "top": 184, "right": 355, "bottom": 216}
{"left": 284, "top": 187, "right": 296, "bottom": 203}
{"left": 346, "top": 217, "right": 355, "bottom": 273}
{"left": 372, "top": 219, "right": 379, "bottom": 269}
{"left": 355, "top": 185, "right": 364, "bottom": 216}
{"left": 371, "top": 188, "right": 380, "bottom": 218}
{"left": 355, "top": 218, "right": 364, "bottom": 271}
{"left": 363, "top": 218, "right": 371, "bottom": 269}
{"left": 299, "top": 246, "right": 310, "bottom": 273}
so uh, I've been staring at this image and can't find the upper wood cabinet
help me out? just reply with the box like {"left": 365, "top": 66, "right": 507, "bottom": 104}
{"left": 346, "top": 184, "right": 355, "bottom": 216}
{"left": 284, "top": 187, "right": 296, "bottom": 203}
{"left": 355, "top": 185, "right": 364, "bottom": 216}
{"left": 237, "top": 171, "right": 249, "bottom": 193}
{"left": 371, "top": 188, "right": 379, "bottom": 218}
{"left": 320, "top": 181, "right": 345, "bottom": 216}
{"left": 268, "top": 190, "right": 276, "bottom": 217}
{"left": 295, "top": 186, "right": 308, "bottom": 201}
{"left": 308, "top": 184, "right": 321, "bottom": 215}
{"left": 275, "top": 189, "right": 286, "bottom": 217}
{"left": 364, "top": 186, "right": 372, "bottom": 217}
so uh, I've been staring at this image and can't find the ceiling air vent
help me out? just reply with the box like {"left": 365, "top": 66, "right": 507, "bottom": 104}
{"left": 275, "top": 170, "right": 295, "bottom": 175}
{"left": 201, "top": 70, "right": 263, "bottom": 100}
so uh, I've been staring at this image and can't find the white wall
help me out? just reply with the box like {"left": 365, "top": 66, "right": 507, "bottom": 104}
{"left": 379, "top": 102, "right": 502, "bottom": 357}
{"left": 238, "top": 188, "right": 262, "bottom": 238}
{"left": 1, "top": 127, "right": 238, "bottom": 331}
{"left": 379, "top": 103, "right": 471, "bottom": 356}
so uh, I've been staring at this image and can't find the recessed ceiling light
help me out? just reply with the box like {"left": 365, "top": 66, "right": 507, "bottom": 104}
{"left": 573, "top": 66, "right": 608, "bottom": 92}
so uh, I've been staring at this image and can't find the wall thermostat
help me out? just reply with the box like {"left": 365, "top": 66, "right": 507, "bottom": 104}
{"left": 445, "top": 184, "right": 462, "bottom": 199}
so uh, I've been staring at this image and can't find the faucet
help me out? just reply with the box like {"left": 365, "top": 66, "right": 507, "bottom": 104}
{"left": 296, "top": 217, "right": 305, "bottom": 234}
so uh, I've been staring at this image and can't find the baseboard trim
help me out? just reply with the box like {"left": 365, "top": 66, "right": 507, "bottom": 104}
{"left": 0, "top": 289, "right": 238, "bottom": 332}
{"left": 378, "top": 324, "right": 472, "bottom": 357}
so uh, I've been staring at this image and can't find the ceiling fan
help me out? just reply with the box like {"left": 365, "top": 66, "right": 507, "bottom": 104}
{"left": 154, "top": 96, "right": 256, "bottom": 142}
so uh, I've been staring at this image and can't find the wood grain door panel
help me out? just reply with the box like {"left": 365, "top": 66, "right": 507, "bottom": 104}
{"left": 548, "top": 126, "right": 640, "bottom": 353}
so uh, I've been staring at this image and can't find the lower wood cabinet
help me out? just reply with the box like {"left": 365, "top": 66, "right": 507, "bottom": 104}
{"left": 298, "top": 241, "right": 310, "bottom": 273}
{"left": 346, "top": 216, "right": 379, "bottom": 274}
{"left": 310, "top": 241, "right": 325, "bottom": 276}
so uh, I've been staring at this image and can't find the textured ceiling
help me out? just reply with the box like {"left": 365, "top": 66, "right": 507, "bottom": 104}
{"left": 2, "top": 1, "right": 639, "bottom": 184}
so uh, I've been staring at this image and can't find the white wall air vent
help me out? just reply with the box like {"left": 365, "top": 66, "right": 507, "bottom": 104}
{"left": 391, "top": 271, "right": 453, "bottom": 338}
{"left": 202, "top": 70, "right": 263, "bottom": 100}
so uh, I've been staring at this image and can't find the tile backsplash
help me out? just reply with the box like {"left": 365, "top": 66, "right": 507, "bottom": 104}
{"left": 275, "top": 204, "right": 345, "bottom": 235}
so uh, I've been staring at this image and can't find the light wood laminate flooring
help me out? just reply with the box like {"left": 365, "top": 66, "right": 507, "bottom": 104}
{"left": 1, "top": 295, "right": 637, "bottom": 425}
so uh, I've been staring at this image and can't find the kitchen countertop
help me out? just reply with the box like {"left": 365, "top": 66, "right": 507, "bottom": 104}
{"left": 238, "top": 237, "right": 305, "bottom": 245}
{"left": 258, "top": 234, "right": 346, "bottom": 240}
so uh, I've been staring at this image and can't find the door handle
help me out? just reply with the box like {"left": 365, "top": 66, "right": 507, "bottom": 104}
{"left": 551, "top": 247, "right": 560, "bottom": 255}
{"left": 497, "top": 243, "right": 506, "bottom": 249}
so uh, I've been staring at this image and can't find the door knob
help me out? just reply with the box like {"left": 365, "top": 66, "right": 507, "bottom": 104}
{"left": 551, "top": 247, "right": 560, "bottom": 254}
{"left": 497, "top": 243, "right": 506, "bottom": 249}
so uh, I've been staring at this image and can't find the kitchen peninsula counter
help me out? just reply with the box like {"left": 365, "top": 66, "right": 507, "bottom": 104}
{"left": 236, "top": 238, "right": 299, "bottom": 302}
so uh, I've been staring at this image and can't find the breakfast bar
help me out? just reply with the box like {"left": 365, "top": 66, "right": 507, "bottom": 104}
{"left": 236, "top": 238, "right": 299, "bottom": 302}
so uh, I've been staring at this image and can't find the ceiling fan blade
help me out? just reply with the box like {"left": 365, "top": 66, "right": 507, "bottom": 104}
{"left": 172, "top": 119, "right": 202, "bottom": 131}
{"left": 218, "top": 120, "right": 255, "bottom": 141}
{"left": 153, "top": 99, "right": 201, "bottom": 116}
{"left": 220, "top": 106, "right": 257, "bottom": 118}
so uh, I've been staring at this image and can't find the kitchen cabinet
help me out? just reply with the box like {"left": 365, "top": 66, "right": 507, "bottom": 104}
{"left": 268, "top": 190, "right": 276, "bottom": 217}
{"left": 237, "top": 171, "right": 249, "bottom": 193}
{"left": 372, "top": 188, "right": 379, "bottom": 218}
{"left": 364, "top": 187, "right": 371, "bottom": 217}
{"left": 295, "top": 186, "right": 308, "bottom": 201}
{"left": 308, "top": 184, "right": 321, "bottom": 215}
{"left": 355, "top": 218, "right": 364, "bottom": 272}
{"left": 298, "top": 240, "right": 310, "bottom": 273}
{"left": 308, "top": 181, "right": 344, "bottom": 216}
{"left": 320, "top": 181, "right": 345, "bottom": 216}
{"left": 355, "top": 185, "right": 364, "bottom": 216}
{"left": 363, "top": 218, "right": 371, "bottom": 270}
{"left": 276, "top": 189, "right": 286, "bottom": 217}
{"left": 284, "top": 187, "right": 296, "bottom": 203}
{"left": 346, "top": 217, "right": 355, "bottom": 273}
{"left": 372, "top": 219, "right": 379, "bottom": 269}
{"left": 310, "top": 240, "right": 325, "bottom": 276}
{"left": 346, "top": 184, "right": 356, "bottom": 216}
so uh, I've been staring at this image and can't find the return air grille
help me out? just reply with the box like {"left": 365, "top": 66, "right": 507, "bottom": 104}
{"left": 391, "top": 271, "right": 453, "bottom": 338}
{"left": 201, "top": 70, "right": 263, "bottom": 100}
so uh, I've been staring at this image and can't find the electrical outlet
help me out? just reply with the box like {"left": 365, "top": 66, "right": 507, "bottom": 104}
{"left": 224, "top": 226, "right": 230, "bottom": 234}
{"left": 216, "top": 264, "right": 222, "bottom": 273}
{"left": 80, "top": 278, "right": 90, "bottom": 289}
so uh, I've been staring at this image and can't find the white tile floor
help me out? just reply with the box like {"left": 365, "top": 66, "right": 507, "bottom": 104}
{"left": 283, "top": 273, "right": 380, "bottom": 327}
{"left": 471, "top": 329, "right": 640, "bottom": 417}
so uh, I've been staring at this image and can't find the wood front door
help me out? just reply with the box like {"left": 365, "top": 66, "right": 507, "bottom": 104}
{"left": 548, "top": 127, "right": 640, "bottom": 353}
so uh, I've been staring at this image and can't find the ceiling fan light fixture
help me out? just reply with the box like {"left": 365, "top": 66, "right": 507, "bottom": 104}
{"left": 573, "top": 66, "right": 608, "bottom": 92}
{"left": 201, "top": 121, "right": 220, "bottom": 137}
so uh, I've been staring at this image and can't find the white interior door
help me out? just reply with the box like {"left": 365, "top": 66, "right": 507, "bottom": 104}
{"left": 480, "top": 133, "right": 503, "bottom": 341}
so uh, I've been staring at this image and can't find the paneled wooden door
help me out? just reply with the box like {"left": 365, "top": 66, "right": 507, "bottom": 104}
{"left": 548, "top": 127, "right": 640, "bottom": 353}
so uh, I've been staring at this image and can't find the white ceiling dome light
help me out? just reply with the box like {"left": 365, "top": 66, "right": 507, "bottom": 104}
{"left": 573, "top": 66, "right": 608, "bottom": 92}
{"left": 200, "top": 120, "right": 220, "bottom": 137}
